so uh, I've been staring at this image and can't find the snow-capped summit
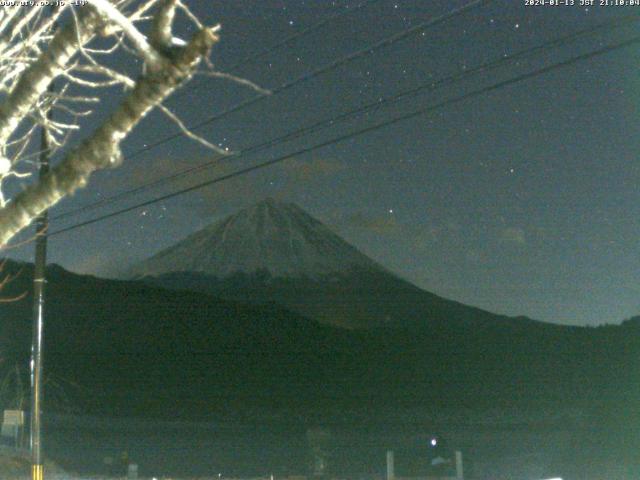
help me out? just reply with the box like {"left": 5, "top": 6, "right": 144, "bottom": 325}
{"left": 131, "top": 198, "right": 531, "bottom": 329}
{"left": 132, "top": 198, "right": 382, "bottom": 280}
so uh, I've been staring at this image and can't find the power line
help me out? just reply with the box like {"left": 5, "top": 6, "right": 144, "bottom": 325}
{"left": 51, "top": 0, "right": 490, "bottom": 221}
{"left": 48, "top": 35, "right": 640, "bottom": 238}
{"left": 123, "top": 0, "right": 489, "bottom": 161}
{"left": 51, "top": 13, "right": 640, "bottom": 223}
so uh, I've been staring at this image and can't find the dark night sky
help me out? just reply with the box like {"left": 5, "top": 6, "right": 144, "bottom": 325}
{"left": 7, "top": 0, "right": 640, "bottom": 326}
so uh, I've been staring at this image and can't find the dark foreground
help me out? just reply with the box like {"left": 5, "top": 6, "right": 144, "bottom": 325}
{"left": 14, "top": 412, "right": 631, "bottom": 480}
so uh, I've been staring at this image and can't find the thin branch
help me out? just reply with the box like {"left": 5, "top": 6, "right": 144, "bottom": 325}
{"left": 0, "top": 232, "right": 39, "bottom": 251}
{"left": 198, "top": 70, "right": 272, "bottom": 95}
{"left": 0, "top": 8, "right": 99, "bottom": 150}
{"left": 88, "top": 0, "right": 165, "bottom": 68}
{"left": 158, "top": 104, "right": 231, "bottom": 155}
{"left": 61, "top": 70, "right": 123, "bottom": 88}
{"left": 53, "top": 103, "right": 94, "bottom": 117}
{"left": 0, "top": 291, "right": 28, "bottom": 303}
{"left": 151, "top": 0, "right": 178, "bottom": 49}
{"left": 8, "top": 6, "right": 44, "bottom": 43}
{"left": 75, "top": 63, "right": 136, "bottom": 88}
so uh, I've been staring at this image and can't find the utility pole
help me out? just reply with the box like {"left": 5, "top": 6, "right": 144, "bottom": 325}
{"left": 30, "top": 85, "right": 53, "bottom": 480}
{"left": 455, "top": 451, "right": 464, "bottom": 480}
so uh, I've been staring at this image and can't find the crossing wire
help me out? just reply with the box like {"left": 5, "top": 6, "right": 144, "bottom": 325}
{"left": 122, "top": 0, "right": 490, "bottom": 161}
{"left": 51, "top": 13, "right": 640, "bottom": 223}
{"left": 50, "top": 0, "right": 492, "bottom": 222}
{"left": 48, "top": 34, "right": 640, "bottom": 238}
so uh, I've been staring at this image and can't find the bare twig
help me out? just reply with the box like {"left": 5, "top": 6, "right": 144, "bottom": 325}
{"left": 197, "top": 70, "right": 272, "bottom": 95}
{"left": 158, "top": 104, "right": 231, "bottom": 155}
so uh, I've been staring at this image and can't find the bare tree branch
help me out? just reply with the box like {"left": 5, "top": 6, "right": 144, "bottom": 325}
{"left": 89, "top": 0, "right": 164, "bottom": 68}
{"left": 0, "top": 25, "right": 220, "bottom": 245}
{"left": 0, "top": 8, "right": 98, "bottom": 151}
{"left": 158, "top": 104, "right": 231, "bottom": 155}
{"left": 0, "top": 1, "right": 255, "bottom": 247}
{"left": 198, "top": 70, "right": 272, "bottom": 95}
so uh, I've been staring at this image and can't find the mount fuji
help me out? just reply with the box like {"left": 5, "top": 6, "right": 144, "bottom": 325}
{"left": 131, "top": 198, "right": 535, "bottom": 329}
{"left": 132, "top": 197, "right": 383, "bottom": 280}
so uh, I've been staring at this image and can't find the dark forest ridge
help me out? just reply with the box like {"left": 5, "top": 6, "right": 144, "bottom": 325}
{"left": 0, "top": 199, "right": 636, "bottom": 422}
{"left": 0, "top": 259, "right": 636, "bottom": 420}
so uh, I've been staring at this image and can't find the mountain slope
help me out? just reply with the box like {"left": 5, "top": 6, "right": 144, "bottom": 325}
{"left": 132, "top": 197, "right": 383, "bottom": 279}
{"left": 1, "top": 256, "right": 637, "bottom": 479}
{"left": 131, "top": 198, "right": 538, "bottom": 329}
{"left": 0, "top": 260, "right": 356, "bottom": 417}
